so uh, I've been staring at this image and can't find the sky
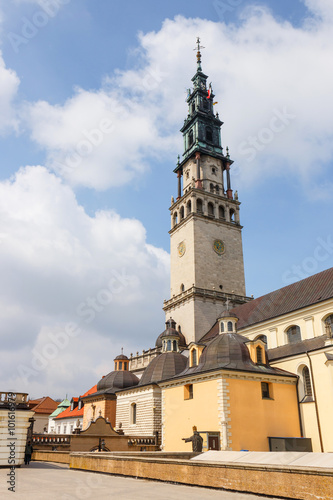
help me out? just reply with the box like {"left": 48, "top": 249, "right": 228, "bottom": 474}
{"left": 0, "top": 0, "right": 332, "bottom": 399}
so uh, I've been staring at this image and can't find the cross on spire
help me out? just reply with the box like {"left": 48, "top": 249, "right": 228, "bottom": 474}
{"left": 194, "top": 37, "right": 205, "bottom": 71}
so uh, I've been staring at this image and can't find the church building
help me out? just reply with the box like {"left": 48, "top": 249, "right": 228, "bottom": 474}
{"left": 87, "top": 40, "right": 333, "bottom": 453}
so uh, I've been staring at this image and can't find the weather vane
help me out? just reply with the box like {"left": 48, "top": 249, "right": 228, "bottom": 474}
{"left": 194, "top": 37, "right": 205, "bottom": 69}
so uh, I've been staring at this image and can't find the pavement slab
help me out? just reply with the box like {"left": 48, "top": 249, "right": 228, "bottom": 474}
{"left": 0, "top": 461, "right": 283, "bottom": 500}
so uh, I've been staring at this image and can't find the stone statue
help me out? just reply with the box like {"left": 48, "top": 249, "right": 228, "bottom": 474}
{"left": 182, "top": 426, "right": 203, "bottom": 452}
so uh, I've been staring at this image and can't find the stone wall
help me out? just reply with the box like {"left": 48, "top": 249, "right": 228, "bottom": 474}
{"left": 69, "top": 453, "right": 333, "bottom": 500}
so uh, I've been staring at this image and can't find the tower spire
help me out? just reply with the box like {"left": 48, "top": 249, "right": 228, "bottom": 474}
{"left": 194, "top": 37, "right": 205, "bottom": 71}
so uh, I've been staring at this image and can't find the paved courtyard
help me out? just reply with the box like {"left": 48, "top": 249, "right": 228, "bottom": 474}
{"left": 0, "top": 461, "right": 283, "bottom": 500}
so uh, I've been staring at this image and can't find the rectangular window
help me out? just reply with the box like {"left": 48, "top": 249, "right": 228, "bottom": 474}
{"left": 184, "top": 384, "right": 193, "bottom": 400}
{"left": 261, "top": 382, "right": 273, "bottom": 399}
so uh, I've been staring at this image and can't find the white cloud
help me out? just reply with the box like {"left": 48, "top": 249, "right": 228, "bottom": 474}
{"left": 0, "top": 166, "right": 169, "bottom": 397}
{"left": 0, "top": 50, "right": 19, "bottom": 133}
{"left": 21, "top": 2, "right": 333, "bottom": 196}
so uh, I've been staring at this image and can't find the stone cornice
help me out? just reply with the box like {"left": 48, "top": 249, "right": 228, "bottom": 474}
{"left": 164, "top": 286, "right": 251, "bottom": 311}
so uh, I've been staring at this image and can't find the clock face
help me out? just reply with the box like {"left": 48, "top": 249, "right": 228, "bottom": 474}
{"left": 178, "top": 241, "right": 186, "bottom": 257}
{"left": 213, "top": 239, "right": 225, "bottom": 255}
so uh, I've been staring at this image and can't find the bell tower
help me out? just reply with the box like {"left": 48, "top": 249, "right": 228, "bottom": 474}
{"left": 163, "top": 39, "right": 250, "bottom": 343}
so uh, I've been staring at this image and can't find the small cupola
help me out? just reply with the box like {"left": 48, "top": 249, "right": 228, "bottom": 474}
{"left": 217, "top": 310, "right": 239, "bottom": 334}
{"left": 161, "top": 318, "right": 181, "bottom": 352}
{"left": 114, "top": 349, "right": 129, "bottom": 371}
{"left": 155, "top": 318, "right": 187, "bottom": 351}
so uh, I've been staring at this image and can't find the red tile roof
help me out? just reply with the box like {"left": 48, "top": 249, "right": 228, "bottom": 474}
{"left": 28, "top": 396, "right": 58, "bottom": 414}
{"left": 55, "top": 385, "right": 97, "bottom": 420}
{"left": 200, "top": 267, "right": 333, "bottom": 342}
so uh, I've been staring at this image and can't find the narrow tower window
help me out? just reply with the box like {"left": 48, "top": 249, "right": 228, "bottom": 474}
{"left": 189, "top": 129, "right": 194, "bottom": 146}
{"left": 210, "top": 183, "right": 214, "bottom": 193}
{"left": 173, "top": 212, "right": 178, "bottom": 227}
{"left": 187, "top": 200, "right": 192, "bottom": 215}
{"left": 180, "top": 206, "right": 185, "bottom": 220}
{"left": 192, "top": 102, "right": 195, "bottom": 114}
{"left": 230, "top": 209, "right": 235, "bottom": 222}
{"left": 219, "top": 206, "right": 225, "bottom": 219}
{"left": 197, "top": 199, "right": 203, "bottom": 213}
{"left": 208, "top": 202, "right": 215, "bottom": 217}
{"left": 227, "top": 321, "right": 233, "bottom": 332}
{"left": 206, "top": 127, "right": 213, "bottom": 142}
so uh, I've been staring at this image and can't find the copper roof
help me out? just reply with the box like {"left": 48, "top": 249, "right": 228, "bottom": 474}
{"left": 96, "top": 370, "right": 139, "bottom": 393}
{"left": 268, "top": 334, "right": 328, "bottom": 361}
{"left": 139, "top": 352, "right": 188, "bottom": 386}
{"left": 201, "top": 267, "right": 333, "bottom": 342}
{"left": 178, "top": 333, "right": 296, "bottom": 378}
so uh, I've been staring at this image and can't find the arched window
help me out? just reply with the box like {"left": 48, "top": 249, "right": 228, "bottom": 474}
{"left": 189, "top": 129, "right": 194, "bottom": 147}
{"left": 215, "top": 185, "right": 219, "bottom": 194}
{"left": 173, "top": 340, "right": 177, "bottom": 351}
{"left": 197, "top": 198, "right": 203, "bottom": 213}
{"left": 256, "top": 346, "right": 263, "bottom": 364}
{"left": 220, "top": 322, "right": 224, "bottom": 333}
{"left": 210, "top": 183, "right": 214, "bottom": 193}
{"left": 131, "top": 403, "right": 137, "bottom": 425}
{"left": 219, "top": 206, "right": 225, "bottom": 219}
{"left": 173, "top": 212, "right": 178, "bottom": 227}
{"left": 180, "top": 206, "right": 185, "bottom": 220}
{"left": 167, "top": 339, "right": 172, "bottom": 351}
{"left": 191, "top": 349, "right": 197, "bottom": 366}
{"left": 208, "top": 202, "right": 215, "bottom": 217}
{"left": 302, "top": 366, "right": 313, "bottom": 398}
{"left": 286, "top": 325, "right": 302, "bottom": 344}
{"left": 227, "top": 321, "right": 233, "bottom": 332}
{"left": 180, "top": 283, "right": 185, "bottom": 292}
{"left": 230, "top": 209, "right": 235, "bottom": 222}
{"left": 191, "top": 102, "right": 195, "bottom": 114}
{"left": 206, "top": 126, "right": 213, "bottom": 142}
{"left": 324, "top": 314, "right": 333, "bottom": 337}
{"left": 203, "top": 99, "right": 209, "bottom": 110}
{"left": 187, "top": 200, "right": 192, "bottom": 216}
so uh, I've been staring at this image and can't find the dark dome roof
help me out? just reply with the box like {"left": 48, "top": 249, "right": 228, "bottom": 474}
{"left": 218, "top": 310, "right": 239, "bottom": 320}
{"left": 114, "top": 354, "right": 128, "bottom": 361}
{"left": 182, "top": 333, "right": 285, "bottom": 377}
{"left": 97, "top": 370, "right": 139, "bottom": 393}
{"left": 139, "top": 352, "right": 188, "bottom": 386}
{"left": 155, "top": 320, "right": 187, "bottom": 348}
{"left": 197, "top": 333, "right": 252, "bottom": 372}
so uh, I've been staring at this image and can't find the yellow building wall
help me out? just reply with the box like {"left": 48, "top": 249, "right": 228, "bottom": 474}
{"left": 272, "top": 350, "right": 333, "bottom": 452}
{"left": 162, "top": 378, "right": 219, "bottom": 452}
{"left": 227, "top": 378, "right": 301, "bottom": 451}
